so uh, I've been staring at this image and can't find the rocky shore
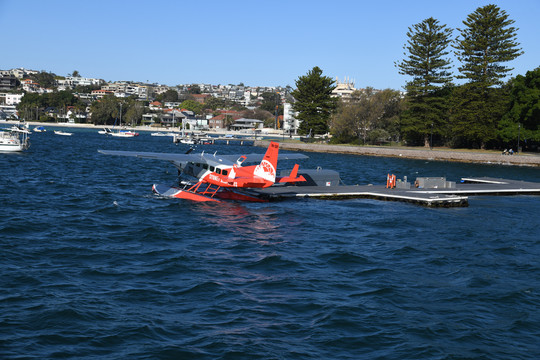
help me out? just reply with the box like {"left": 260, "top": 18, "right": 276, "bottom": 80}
{"left": 255, "top": 141, "right": 540, "bottom": 167}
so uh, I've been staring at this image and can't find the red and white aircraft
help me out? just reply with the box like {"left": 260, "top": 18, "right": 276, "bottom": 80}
{"left": 99, "top": 141, "right": 307, "bottom": 202}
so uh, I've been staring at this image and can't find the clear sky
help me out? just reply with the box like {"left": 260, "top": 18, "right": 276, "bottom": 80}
{"left": 1, "top": 0, "right": 538, "bottom": 90}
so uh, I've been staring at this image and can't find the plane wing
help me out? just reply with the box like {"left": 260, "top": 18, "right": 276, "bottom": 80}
{"left": 219, "top": 152, "right": 308, "bottom": 163}
{"left": 98, "top": 149, "right": 211, "bottom": 162}
{"left": 98, "top": 149, "right": 308, "bottom": 165}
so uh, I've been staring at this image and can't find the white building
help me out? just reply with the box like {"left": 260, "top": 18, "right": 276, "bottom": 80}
{"left": 7, "top": 68, "right": 39, "bottom": 79}
{"left": 0, "top": 93, "right": 24, "bottom": 106}
{"left": 283, "top": 102, "right": 300, "bottom": 135}
{"left": 57, "top": 76, "right": 104, "bottom": 90}
{"left": 332, "top": 76, "right": 357, "bottom": 101}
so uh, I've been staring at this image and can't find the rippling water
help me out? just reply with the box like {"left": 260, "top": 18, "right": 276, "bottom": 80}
{"left": 1, "top": 128, "right": 539, "bottom": 359}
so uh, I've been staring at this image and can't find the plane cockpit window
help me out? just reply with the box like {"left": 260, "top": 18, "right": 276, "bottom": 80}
{"left": 216, "top": 168, "right": 221, "bottom": 174}
{"left": 203, "top": 164, "right": 208, "bottom": 170}
{"left": 209, "top": 166, "right": 215, "bottom": 172}
{"left": 222, "top": 170, "right": 228, "bottom": 176}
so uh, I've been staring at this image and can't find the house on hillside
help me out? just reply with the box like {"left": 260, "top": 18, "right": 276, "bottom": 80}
{"left": 0, "top": 75, "right": 18, "bottom": 91}
{"left": 149, "top": 101, "right": 162, "bottom": 111}
{"left": 230, "top": 118, "right": 264, "bottom": 131}
{"left": 208, "top": 110, "right": 243, "bottom": 129}
{"left": 192, "top": 94, "right": 211, "bottom": 104}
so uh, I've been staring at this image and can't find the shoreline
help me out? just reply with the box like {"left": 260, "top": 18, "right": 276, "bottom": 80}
{"left": 4, "top": 120, "right": 539, "bottom": 167}
{"left": 255, "top": 141, "right": 540, "bottom": 167}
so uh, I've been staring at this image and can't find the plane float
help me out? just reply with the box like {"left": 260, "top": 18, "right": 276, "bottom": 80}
{"left": 99, "top": 141, "right": 308, "bottom": 202}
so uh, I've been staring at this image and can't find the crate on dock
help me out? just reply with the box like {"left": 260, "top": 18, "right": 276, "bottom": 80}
{"left": 415, "top": 177, "right": 456, "bottom": 189}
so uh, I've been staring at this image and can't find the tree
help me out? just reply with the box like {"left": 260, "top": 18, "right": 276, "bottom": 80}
{"left": 241, "top": 108, "right": 273, "bottom": 122}
{"left": 180, "top": 100, "right": 203, "bottom": 114}
{"left": 90, "top": 95, "right": 120, "bottom": 125}
{"left": 72, "top": 70, "right": 80, "bottom": 77}
{"left": 17, "top": 90, "right": 84, "bottom": 121}
{"left": 291, "top": 66, "right": 337, "bottom": 135}
{"left": 330, "top": 88, "right": 403, "bottom": 144}
{"left": 499, "top": 67, "right": 540, "bottom": 148}
{"left": 452, "top": 4, "right": 523, "bottom": 148}
{"left": 162, "top": 89, "right": 179, "bottom": 103}
{"left": 124, "top": 100, "right": 145, "bottom": 126}
{"left": 330, "top": 100, "right": 362, "bottom": 143}
{"left": 203, "top": 96, "right": 227, "bottom": 111}
{"left": 259, "top": 92, "right": 282, "bottom": 115}
{"left": 396, "top": 17, "right": 453, "bottom": 147}
{"left": 30, "top": 71, "right": 57, "bottom": 89}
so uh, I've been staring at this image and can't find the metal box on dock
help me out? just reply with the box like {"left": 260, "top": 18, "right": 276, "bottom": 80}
{"left": 415, "top": 177, "right": 456, "bottom": 189}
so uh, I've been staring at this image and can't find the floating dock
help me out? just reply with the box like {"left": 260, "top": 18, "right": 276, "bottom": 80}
{"left": 248, "top": 175, "right": 540, "bottom": 207}
{"left": 211, "top": 137, "right": 255, "bottom": 146}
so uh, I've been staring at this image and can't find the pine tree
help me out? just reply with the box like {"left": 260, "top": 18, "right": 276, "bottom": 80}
{"left": 396, "top": 17, "right": 453, "bottom": 147}
{"left": 452, "top": 4, "right": 522, "bottom": 148}
{"left": 291, "top": 66, "right": 337, "bottom": 135}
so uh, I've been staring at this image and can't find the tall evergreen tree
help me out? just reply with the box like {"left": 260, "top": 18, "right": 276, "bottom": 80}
{"left": 452, "top": 4, "right": 522, "bottom": 148}
{"left": 291, "top": 66, "right": 337, "bottom": 135}
{"left": 396, "top": 17, "right": 453, "bottom": 147}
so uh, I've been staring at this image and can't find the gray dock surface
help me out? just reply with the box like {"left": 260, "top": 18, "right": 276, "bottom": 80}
{"left": 249, "top": 177, "right": 540, "bottom": 207}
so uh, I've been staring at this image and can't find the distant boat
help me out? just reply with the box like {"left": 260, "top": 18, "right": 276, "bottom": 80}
{"left": 98, "top": 127, "right": 112, "bottom": 135}
{"left": 110, "top": 129, "right": 139, "bottom": 137}
{"left": 54, "top": 130, "right": 73, "bottom": 136}
{"left": 110, "top": 104, "right": 139, "bottom": 137}
{"left": 0, "top": 125, "right": 30, "bottom": 152}
{"left": 33, "top": 126, "right": 46, "bottom": 132}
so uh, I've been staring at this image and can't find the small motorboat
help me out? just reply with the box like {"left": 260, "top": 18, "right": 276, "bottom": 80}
{"left": 54, "top": 130, "right": 73, "bottom": 136}
{"left": 33, "top": 126, "right": 46, "bottom": 132}
{"left": 98, "top": 128, "right": 112, "bottom": 135}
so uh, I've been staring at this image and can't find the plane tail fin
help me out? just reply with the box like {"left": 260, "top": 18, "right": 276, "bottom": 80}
{"left": 253, "top": 141, "right": 279, "bottom": 184}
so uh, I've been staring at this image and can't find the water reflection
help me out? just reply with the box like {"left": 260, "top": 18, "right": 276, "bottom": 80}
{"left": 190, "top": 202, "right": 288, "bottom": 244}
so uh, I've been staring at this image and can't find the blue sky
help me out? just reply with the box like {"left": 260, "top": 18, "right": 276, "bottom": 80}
{"left": 1, "top": 0, "right": 538, "bottom": 90}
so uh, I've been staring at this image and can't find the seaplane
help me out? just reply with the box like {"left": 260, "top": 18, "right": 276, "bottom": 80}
{"left": 98, "top": 141, "right": 308, "bottom": 202}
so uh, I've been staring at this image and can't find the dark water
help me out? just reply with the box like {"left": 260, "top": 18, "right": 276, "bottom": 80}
{"left": 1, "top": 128, "right": 539, "bottom": 359}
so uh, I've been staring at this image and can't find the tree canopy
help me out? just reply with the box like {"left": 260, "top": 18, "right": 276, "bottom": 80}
{"left": 291, "top": 66, "right": 337, "bottom": 135}
{"left": 452, "top": 4, "right": 523, "bottom": 148}
{"left": 29, "top": 71, "right": 57, "bottom": 89}
{"left": 499, "top": 67, "right": 540, "bottom": 147}
{"left": 454, "top": 4, "right": 522, "bottom": 87}
{"left": 331, "top": 88, "right": 402, "bottom": 144}
{"left": 259, "top": 92, "right": 283, "bottom": 116}
{"left": 396, "top": 17, "right": 453, "bottom": 147}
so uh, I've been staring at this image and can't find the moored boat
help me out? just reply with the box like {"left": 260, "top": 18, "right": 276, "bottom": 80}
{"left": 98, "top": 127, "right": 112, "bottom": 135}
{"left": 54, "top": 130, "right": 73, "bottom": 136}
{"left": 110, "top": 129, "right": 139, "bottom": 137}
{"left": 0, "top": 127, "right": 30, "bottom": 152}
{"left": 33, "top": 126, "right": 46, "bottom": 132}
{"left": 109, "top": 103, "right": 139, "bottom": 137}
